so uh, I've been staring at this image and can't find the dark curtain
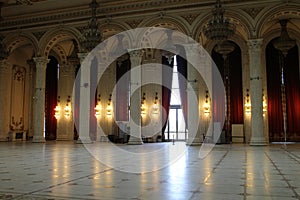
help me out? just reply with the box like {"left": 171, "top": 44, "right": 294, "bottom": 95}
{"left": 162, "top": 56, "right": 174, "bottom": 141}
{"left": 212, "top": 49, "right": 225, "bottom": 123}
{"left": 285, "top": 45, "right": 300, "bottom": 140}
{"left": 212, "top": 43, "right": 243, "bottom": 139}
{"left": 266, "top": 41, "right": 284, "bottom": 141}
{"left": 45, "top": 56, "right": 58, "bottom": 140}
{"left": 116, "top": 57, "right": 130, "bottom": 121}
{"left": 90, "top": 57, "right": 98, "bottom": 141}
{"left": 176, "top": 47, "right": 188, "bottom": 126}
{"left": 228, "top": 46, "right": 244, "bottom": 124}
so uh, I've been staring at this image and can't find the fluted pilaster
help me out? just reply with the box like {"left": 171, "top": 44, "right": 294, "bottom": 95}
{"left": 56, "top": 64, "right": 76, "bottom": 141}
{"left": 0, "top": 59, "right": 11, "bottom": 141}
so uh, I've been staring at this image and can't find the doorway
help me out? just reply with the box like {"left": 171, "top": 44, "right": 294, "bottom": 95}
{"left": 165, "top": 105, "right": 187, "bottom": 141}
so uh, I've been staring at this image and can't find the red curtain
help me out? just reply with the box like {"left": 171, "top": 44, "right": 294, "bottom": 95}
{"left": 45, "top": 56, "right": 58, "bottom": 140}
{"left": 116, "top": 57, "right": 130, "bottom": 121}
{"left": 162, "top": 56, "right": 173, "bottom": 141}
{"left": 285, "top": 45, "right": 300, "bottom": 140}
{"left": 176, "top": 47, "right": 188, "bottom": 126}
{"left": 228, "top": 46, "right": 244, "bottom": 124}
{"left": 212, "top": 43, "right": 243, "bottom": 139}
{"left": 266, "top": 41, "right": 284, "bottom": 141}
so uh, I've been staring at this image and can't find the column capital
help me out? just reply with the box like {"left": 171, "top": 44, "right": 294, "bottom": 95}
{"left": 33, "top": 57, "right": 50, "bottom": 68}
{"left": 247, "top": 39, "right": 263, "bottom": 51}
{"left": 77, "top": 52, "right": 89, "bottom": 64}
{"left": 129, "top": 49, "right": 143, "bottom": 67}
{"left": 129, "top": 49, "right": 144, "bottom": 58}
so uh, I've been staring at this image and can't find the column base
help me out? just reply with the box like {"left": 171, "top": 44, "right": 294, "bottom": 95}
{"left": 127, "top": 136, "right": 143, "bottom": 145}
{"left": 32, "top": 136, "right": 46, "bottom": 143}
{"left": 250, "top": 137, "right": 268, "bottom": 146}
{"left": 77, "top": 137, "right": 93, "bottom": 144}
{"left": 186, "top": 137, "right": 202, "bottom": 146}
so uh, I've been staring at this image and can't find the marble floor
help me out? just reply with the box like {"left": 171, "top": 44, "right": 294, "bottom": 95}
{"left": 0, "top": 141, "right": 300, "bottom": 200}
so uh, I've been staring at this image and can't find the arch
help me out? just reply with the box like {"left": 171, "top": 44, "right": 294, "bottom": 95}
{"left": 3, "top": 32, "right": 39, "bottom": 56}
{"left": 100, "top": 21, "right": 131, "bottom": 39}
{"left": 39, "top": 26, "right": 82, "bottom": 57}
{"left": 256, "top": 3, "right": 300, "bottom": 38}
{"left": 50, "top": 44, "right": 68, "bottom": 65}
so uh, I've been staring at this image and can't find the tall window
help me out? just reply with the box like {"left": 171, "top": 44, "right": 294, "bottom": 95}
{"left": 165, "top": 56, "right": 187, "bottom": 141}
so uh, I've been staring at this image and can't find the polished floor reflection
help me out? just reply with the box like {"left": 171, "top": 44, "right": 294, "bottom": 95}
{"left": 0, "top": 142, "right": 300, "bottom": 200}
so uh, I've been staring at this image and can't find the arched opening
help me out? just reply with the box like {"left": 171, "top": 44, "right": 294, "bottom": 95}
{"left": 266, "top": 39, "right": 300, "bottom": 142}
{"left": 212, "top": 41, "right": 244, "bottom": 143}
{"left": 45, "top": 56, "right": 59, "bottom": 140}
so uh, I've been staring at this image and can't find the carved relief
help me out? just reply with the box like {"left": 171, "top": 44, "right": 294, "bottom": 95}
{"left": 126, "top": 19, "right": 143, "bottom": 28}
{"left": 181, "top": 14, "right": 199, "bottom": 25}
{"left": 10, "top": 66, "right": 26, "bottom": 131}
{"left": 242, "top": 7, "right": 264, "bottom": 19}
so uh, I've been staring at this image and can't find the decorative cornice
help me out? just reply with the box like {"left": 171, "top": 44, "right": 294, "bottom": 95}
{"left": 0, "top": 0, "right": 276, "bottom": 32}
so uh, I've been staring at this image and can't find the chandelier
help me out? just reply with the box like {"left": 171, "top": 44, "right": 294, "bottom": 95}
{"left": 273, "top": 19, "right": 296, "bottom": 57}
{"left": 81, "top": 0, "right": 102, "bottom": 52}
{"left": 203, "top": 0, "right": 235, "bottom": 42}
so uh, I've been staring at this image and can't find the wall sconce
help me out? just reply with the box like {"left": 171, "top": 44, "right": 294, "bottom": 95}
{"left": 141, "top": 93, "right": 146, "bottom": 117}
{"left": 106, "top": 94, "right": 112, "bottom": 117}
{"left": 203, "top": 90, "right": 210, "bottom": 116}
{"left": 263, "top": 90, "right": 267, "bottom": 116}
{"left": 152, "top": 92, "right": 159, "bottom": 114}
{"left": 95, "top": 94, "right": 102, "bottom": 119}
{"left": 54, "top": 96, "right": 61, "bottom": 119}
{"left": 245, "top": 89, "right": 251, "bottom": 115}
{"left": 64, "top": 96, "right": 71, "bottom": 119}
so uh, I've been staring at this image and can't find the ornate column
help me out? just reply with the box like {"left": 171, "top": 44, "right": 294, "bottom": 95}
{"left": 27, "top": 59, "right": 36, "bottom": 139}
{"left": 248, "top": 39, "right": 267, "bottom": 145}
{"left": 32, "top": 57, "right": 49, "bottom": 143}
{"left": 56, "top": 63, "right": 76, "bottom": 141}
{"left": 128, "top": 49, "right": 143, "bottom": 145}
{"left": 77, "top": 53, "right": 93, "bottom": 143}
{"left": 185, "top": 44, "right": 201, "bottom": 146}
{"left": 0, "top": 59, "right": 11, "bottom": 141}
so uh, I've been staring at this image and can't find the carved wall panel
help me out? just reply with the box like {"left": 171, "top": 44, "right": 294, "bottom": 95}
{"left": 10, "top": 65, "right": 26, "bottom": 131}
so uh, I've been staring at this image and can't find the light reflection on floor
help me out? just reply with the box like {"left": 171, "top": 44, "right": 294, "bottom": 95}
{"left": 0, "top": 142, "right": 300, "bottom": 200}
